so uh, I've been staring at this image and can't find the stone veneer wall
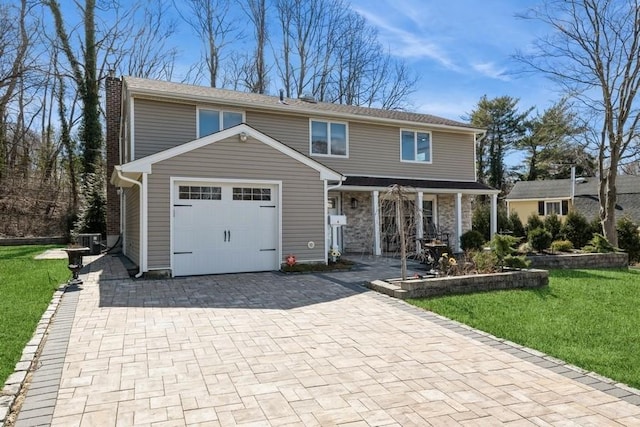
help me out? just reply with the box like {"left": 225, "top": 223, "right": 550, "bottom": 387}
{"left": 342, "top": 191, "right": 374, "bottom": 253}
{"left": 436, "top": 194, "right": 473, "bottom": 250}
{"left": 341, "top": 192, "right": 474, "bottom": 254}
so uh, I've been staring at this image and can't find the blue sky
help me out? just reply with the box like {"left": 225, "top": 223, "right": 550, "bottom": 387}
{"left": 349, "top": 0, "right": 557, "bottom": 121}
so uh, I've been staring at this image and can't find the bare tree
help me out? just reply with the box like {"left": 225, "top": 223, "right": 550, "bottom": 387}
{"left": 239, "top": 0, "right": 268, "bottom": 93}
{"left": 272, "top": 0, "right": 416, "bottom": 108}
{"left": 175, "top": 0, "right": 237, "bottom": 87}
{"left": 124, "top": 1, "right": 178, "bottom": 80}
{"left": 517, "top": 0, "right": 640, "bottom": 246}
{"left": 0, "top": 0, "right": 30, "bottom": 182}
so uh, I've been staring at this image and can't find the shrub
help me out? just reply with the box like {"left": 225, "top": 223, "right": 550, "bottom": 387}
{"left": 590, "top": 217, "right": 603, "bottom": 236}
{"left": 561, "top": 210, "right": 593, "bottom": 249}
{"left": 503, "top": 254, "right": 531, "bottom": 269}
{"left": 617, "top": 216, "right": 640, "bottom": 263}
{"left": 583, "top": 233, "right": 615, "bottom": 253}
{"left": 517, "top": 241, "right": 533, "bottom": 254}
{"left": 526, "top": 214, "right": 544, "bottom": 232}
{"left": 472, "top": 250, "right": 499, "bottom": 273}
{"left": 528, "top": 227, "right": 553, "bottom": 253}
{"left": 460, "top": 230, "right": 485, "bottom": 251}
{"left": 509, "top": 211, "right": 526, "bottom": 239}
{"left": 544, "top": 214, "right": 562, "bottom": 240}
{"left": 472, "top": 202, "right": 512, "bottom": 241}
{"left": 489, "top": 234, "right": 521, "bottom": 271}
{"left": 550, "top": 240, "right": 574, "bottom": 253}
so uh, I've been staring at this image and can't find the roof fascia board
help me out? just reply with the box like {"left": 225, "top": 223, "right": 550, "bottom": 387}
{"left": 506, "top": 197, "right": 570, "bottom": 201}
{"left": 340, "top": 185, "right": 500, "bottom": 195}
{"left": 346, "top": 174, "right": 479, "bottom": 183}
{"left": 126, "top": 87, "right": 484, "bottom": 134}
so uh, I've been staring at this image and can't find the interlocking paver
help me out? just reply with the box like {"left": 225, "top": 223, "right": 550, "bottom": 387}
{"left": 10, "top": 253, "right": 640, "bottom": 426}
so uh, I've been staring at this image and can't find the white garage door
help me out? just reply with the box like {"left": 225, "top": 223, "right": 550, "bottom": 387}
{"left": 172, "top": 181, "right": 279, "bottom": 276}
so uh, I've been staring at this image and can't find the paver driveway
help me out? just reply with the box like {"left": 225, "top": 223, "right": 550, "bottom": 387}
{"left": 15, "top": 255, "right": 640, "bottom": 426}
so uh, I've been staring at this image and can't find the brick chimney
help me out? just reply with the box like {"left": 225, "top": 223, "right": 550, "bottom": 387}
{"left": 105, "top": 72, "right": 122, "bottom": 249}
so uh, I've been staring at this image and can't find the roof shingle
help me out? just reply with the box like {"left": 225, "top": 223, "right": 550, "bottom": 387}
{"left": 122, "top": 76, "right": 480, "bottom": 131}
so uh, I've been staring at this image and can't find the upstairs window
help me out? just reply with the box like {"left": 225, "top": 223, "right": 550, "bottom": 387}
{"left": 310, "top": 120, "right": 347, "bottom": 156}
{"left": 401, "top": 130, "right": 431, "bottom": 163}
{"left": 198, "top": 109, "right": 243, "bottom": 138}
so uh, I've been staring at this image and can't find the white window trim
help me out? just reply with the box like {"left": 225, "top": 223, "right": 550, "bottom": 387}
{"left": 309, "top": 118, "right": 349, "bottom": 158}
{"left": 196, "top": 106, "right": 246, "bottom": 138}
{"left": 544, "top": 200, "right": 563, "bottom": 216}
{"left": 400, "top": 128, "right": 433, "bottom": 164}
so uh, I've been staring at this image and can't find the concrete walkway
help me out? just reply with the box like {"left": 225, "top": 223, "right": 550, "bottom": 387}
{"left": 14, "top": 254, "right": 640, "bottom": 426}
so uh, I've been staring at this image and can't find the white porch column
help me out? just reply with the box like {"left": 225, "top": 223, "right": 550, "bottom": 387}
{"left": 416, "top": 192, "right": 424, "bottom": 253}
{"left": 372, "top": 190, "right": 381, "bottom": 255}
{"left": 455, "top": 193, "right": 463, "bottom": 252}
{"left": 490, "top": 193, "right": 498, "bottom": 238}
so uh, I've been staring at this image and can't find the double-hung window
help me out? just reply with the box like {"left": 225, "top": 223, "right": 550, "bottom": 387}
{"left": 198, "top": 108, "right": 243, "bottom": 138}
{"left": 538, "top": 200, "right": 569, "bottom": 216}
{"left": 310, "top": 120, "right": 347, "bottom": 156}
{"left": 401, "top": 130, "right": 431, "bottom": 163}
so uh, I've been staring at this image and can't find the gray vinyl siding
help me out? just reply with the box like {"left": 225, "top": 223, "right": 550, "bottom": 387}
{"left": 148, "top": 135, "right": 325, "bottom": 270}
{"left": 133, "top": 98, "right": 196, "bottom": 159}
{"left": 124, "top": 185, "right": 140, "bottom": 266}
{"left": 130, "top": 98, "right": 476, "bottom": 181}
{"left": 246, "top": 111, "right": 476, "bottom": 181}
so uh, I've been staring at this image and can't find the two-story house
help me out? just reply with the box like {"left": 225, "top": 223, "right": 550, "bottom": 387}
{"left": 106, "top": 75, "right": 498, "bottom": 277}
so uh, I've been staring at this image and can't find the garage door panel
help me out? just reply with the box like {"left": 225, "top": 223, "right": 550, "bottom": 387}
{"left": 173, "top": 181, "right": 279, "bottom": 276}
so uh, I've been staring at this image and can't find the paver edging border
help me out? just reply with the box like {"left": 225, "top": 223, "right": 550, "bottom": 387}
{"left": 0, "top": 284, "right": 66, "bottom": 427}
{"left": 362, "top": 285, "right": 640, "bottom": 407}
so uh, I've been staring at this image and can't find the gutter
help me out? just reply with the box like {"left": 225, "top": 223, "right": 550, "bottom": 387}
{"left": 114, "top": 166, "right": 145, "bottom": 278}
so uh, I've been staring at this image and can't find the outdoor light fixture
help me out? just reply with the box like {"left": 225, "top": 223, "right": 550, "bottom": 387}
{"left": 239, "top": 132, "right": 248, "bottom": 142}
{"left": 351, "top": 197, "right": 358, "bottom": 209}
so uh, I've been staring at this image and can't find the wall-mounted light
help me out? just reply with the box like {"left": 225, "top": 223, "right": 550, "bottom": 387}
{"left": 239, "top": 132, "right": 248, "bottom": 142}
{"left": 351, "top": 197, "right": 358, "bottom": 209}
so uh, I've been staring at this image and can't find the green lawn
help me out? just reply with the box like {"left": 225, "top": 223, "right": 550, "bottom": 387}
{"left": 408, "top": 269, "right": 640, "bottom": 389}
{"left": 0, "top": 245, "right": 69, "bottom": 384}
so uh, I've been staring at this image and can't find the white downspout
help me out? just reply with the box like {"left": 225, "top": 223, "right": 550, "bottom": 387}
{"left": 115, "top": 167, "right": 145, "bottom": 278}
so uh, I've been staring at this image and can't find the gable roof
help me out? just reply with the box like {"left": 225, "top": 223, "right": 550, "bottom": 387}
{"left": 122, "top": 76, "right": 483, "bottom": 133}
{"left": 506, "top": 175, "right": 640, "bottom": 200}
{"left": 111, "top": 123, "right": 344, "bottom": 186}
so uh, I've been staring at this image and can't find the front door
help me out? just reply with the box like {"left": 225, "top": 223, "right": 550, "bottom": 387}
{"left": 327, "top": 196, "right": 342, "bottom": 252}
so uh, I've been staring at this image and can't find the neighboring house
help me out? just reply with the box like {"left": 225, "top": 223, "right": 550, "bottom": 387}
{"left": 506, "top": 175, "right": 640, "bottom": 224}
{"left": 106, "top": 75, "right": 498, "bottom": 277}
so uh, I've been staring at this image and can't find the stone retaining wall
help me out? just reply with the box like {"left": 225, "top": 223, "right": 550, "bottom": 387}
{"left": 0, "top": 237, "right": 66, "bottom": 246}
{"left": 369, "top": 269, "right": 548, "bottom": 299}
{"left": 528, "top": 252, "right": 628, "bottom": 269}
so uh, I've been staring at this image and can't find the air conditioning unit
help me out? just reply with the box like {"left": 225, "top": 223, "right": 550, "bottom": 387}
{"left": 77, "top": 233, "right": 102, "bottom": 255}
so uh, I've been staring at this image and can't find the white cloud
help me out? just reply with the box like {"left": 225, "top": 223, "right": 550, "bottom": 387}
{"left": 471, "top": 62, "right": 510, "bottom": 81}
{"left": 354, "top": 7, "right": 461, "bottom": 71}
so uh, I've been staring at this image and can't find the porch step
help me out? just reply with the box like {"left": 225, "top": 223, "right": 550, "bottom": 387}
{"left": 367, "top": 280, "right": 409, "bottom": 299}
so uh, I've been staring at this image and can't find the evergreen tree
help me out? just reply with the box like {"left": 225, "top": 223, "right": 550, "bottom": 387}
{"left": 517, "top": 99, "right": 592, "bottom": 181}
{"left": 469, "top": 95, "right": 531, "bottom": 193}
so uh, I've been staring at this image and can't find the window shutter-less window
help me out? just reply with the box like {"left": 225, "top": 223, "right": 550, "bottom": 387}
{"left": 562, "top": 200, "right": 569, "bottom": 215}
{"left": 538, "top": 201, "right": 544, "bottom": 215}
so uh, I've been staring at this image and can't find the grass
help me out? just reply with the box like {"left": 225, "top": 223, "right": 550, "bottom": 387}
{"left": 407, "top": 268, "right": 640, "bottom": 389}
{"left": 0, "top": 245, "right": 69, "bottom": 384}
